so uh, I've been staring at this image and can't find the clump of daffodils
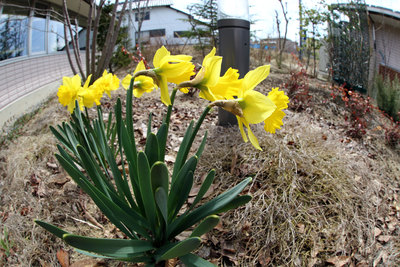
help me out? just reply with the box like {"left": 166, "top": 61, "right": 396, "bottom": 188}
{"left": 57, "top": 46, "right": 289, "bottom": 150}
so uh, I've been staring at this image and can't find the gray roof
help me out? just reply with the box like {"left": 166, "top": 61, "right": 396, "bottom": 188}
{"left": 367, "top": 5, "right": 400, "bottom": 21}
{"left": 120, "top": 0, "right": 173, "bottom": 9}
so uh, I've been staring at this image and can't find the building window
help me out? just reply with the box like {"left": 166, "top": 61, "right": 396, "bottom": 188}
{"left": 150, "top": 29, "right": 165, "bottom": 37}
{"left": 48, "top": 18, "right": 65, "bottom": 52}
{"left": 135, "top": 11, "right": 150, "bottom": 22}
{"left": 135, "top": 29, "right": 165, "bottom": 44}
{"left": 0, "top": 3, "right": 29, "bottom": 60}
{"left": 31, "top": 3, "right": 48, "bottom": 54}
{"left": 174, "top": 31, "right": 190, "bottom": 38}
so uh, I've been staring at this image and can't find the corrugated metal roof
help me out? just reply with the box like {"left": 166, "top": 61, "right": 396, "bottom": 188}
{"left": 120, "top": 0, "right": 173, "bottom": 9}
{"left": 367, "top": 5, "right": 400, "bottom": 21}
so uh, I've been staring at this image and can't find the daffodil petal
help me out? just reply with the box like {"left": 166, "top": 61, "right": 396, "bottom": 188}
{"left": 241, "top": 90, "right": 276, "bottom": 124}
{"left": 179, "top": 87, "right": 189, "bottom": 94}
{"left": 83, "top": 74, "right": 92, "bottom": 89}
{"left": 133, "top": 89, "right": 145, "bottom": 98}
{"left": 198, "top": 85, "right": 216, "bottom": 102}
{"left": 160, "top": 61, "right": 194, "bottom": 79}
{"left": 159, "top": 75, "right": 171, "bottom": 106}
{"left": 243, "top": 65, "right": 270, "bottom": 92}
{"left": 241, "top": 119, "right": 261, "bottom": 150}
{"left": 153, "top": 46, "right": 170, "bottom": 68}
{"left": 63, "top": 75, "right": 81, "bottom": 90}
{"left": 209, "top": 68, "right": 242, "bottom": 100}
{"left": 121, "top": 74, "right": 132, "bottom": 89}
{"left": 67, "top": 100, "right": 76, "bottom": 113}
{"left": 247, "top": 125, "right": 262, "bottom": 150}
{"left": 135, "top": 60, "right": 146, "bottom": 72}
{"left": 264, "top": 109, "right": 286, "bottom": 134}
{"left": 268, "top": 87, "right": 289, "bottom": 110}
{"left": 203, "top": 56, "right": 222, "bottom": 87}
{"left": 174, "top": 54, "right": 193, "bottom": 61}
{"left": 237, "top": 116, "right": 248, "bottom": 143}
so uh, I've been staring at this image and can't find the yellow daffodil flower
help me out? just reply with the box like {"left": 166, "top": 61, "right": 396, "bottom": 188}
{"left": 93, "top": 70, "right": 120, "bottom": 97}
{"left": 57, "top": 74, "right": 82, "bottom": 113}
{"left": 152, "top": 46, "right": 194, "bottom": 105}
{"left": 177, "top": 47, "right": 223, "bottom": 102}
{"left": 263, "top": 87, "right": 289, "bottom": 133}
{"left": 209, "top": 67, "right": 242, "bottom": 100}
{"left": 196, "top": 47, "right": 222, "bottom": 101}
{"left": 79, "top": 75, "right": 104, "bottom": 108}
{"left": 122, "top": 60, "right": 156, "bottom": 98}
{"left": 235, "top": 65, "right": 276, "bottom": 150}
{"left": 57, "top": 74, "right": 103, "bottom": 113}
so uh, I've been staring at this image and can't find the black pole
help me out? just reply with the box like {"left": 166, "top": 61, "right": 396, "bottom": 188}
{"left": 217, "top": 18, "right": 250, "bottom": 126}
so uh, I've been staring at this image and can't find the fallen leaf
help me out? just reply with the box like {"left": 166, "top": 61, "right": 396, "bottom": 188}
{"left": 57, "top": 248, "right": 69, "bottom": 267}
{"left": 373, "top": 250, "right": 388, "bottom": 267}
{"left": 165, "top": 258, "right": 178, "bottom": 267}
{"left": 221, "top": 241, "right": 238, "bottom": 265}
{"left": 356, "top": 261, "right": 368, "bottom": 267}
{"left": 377, "top": 235, "right": 391, "bottom": 243}
{"left": 214, "top": 220, "right": 224, "bottom": 232}
{"left": 30, "top": 173, "right": 41, "bottom": 186}
{"left": 20, "top": 206, "right": 32, "bottom": 216}
{"left": 189, "top": 185, "right": 200, "bottom": 197}
{"left": 46, "top": 162, "right": 58, "bottom": 170}
{"left": 70, "top": 259, "right": 101, "bottom": 267}
{"left": 40, "top": 260, "right": 52, "bottom": 267}
{"left": 326, "top": 255, "right": 351, "bottom": 267}
{"left": 203, "top": 184, "right": 215, "bottom": 199}
{"left": 51, "top": 174, "right": 70, "bottom": 186}
{"left": 374, "top": 227, "right": 382, "bottom": 237}
{"left": 258, "top": 255, "right": 271, "bottom": 266}
{"left": 230, "top": 148, "right": 238, "bottom": 175}
{"left": 164, "top": 155, "right": 175, "bottom": 163}
{"left": 35, "top": 182, "right": 47, "bottom": 197}
{"left": 0, "top": 211, "right": 9, "bottom": 223}
{"left": 175, "top": 230, "right": 191, "bottom": 241}
{"left": 241, "top": 221, "right": 252, "bottom": 232}
{"left": 297, "top": 223, "right": 305, "bottom": 234}
{"left": 387, "top": 222, "right": 397, "bottom": 232}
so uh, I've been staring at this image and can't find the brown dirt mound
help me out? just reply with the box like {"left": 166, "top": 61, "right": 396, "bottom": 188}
{"left": 0, "top": 68, "right": 399, "bottom": 266}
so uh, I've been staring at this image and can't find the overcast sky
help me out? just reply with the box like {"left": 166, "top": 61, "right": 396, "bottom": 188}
{"left": 171, "top": 0, "right": 400, "bottom": 42}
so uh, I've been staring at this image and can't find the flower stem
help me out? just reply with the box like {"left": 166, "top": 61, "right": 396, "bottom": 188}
{"left": 164, "top": 88, "right": 178, "bottom": 126}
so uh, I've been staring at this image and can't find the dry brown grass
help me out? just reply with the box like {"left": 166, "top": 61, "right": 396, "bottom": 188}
{"left": 198, "top": 109, "right": 400, "bottom": 266}
{"left": 0, "top": 53, "right": 399, "bottom": 266}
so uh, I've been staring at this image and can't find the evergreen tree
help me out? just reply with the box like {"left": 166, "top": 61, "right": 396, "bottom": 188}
{"left": 186, "top": 0, "right": 218, "bottom": 56}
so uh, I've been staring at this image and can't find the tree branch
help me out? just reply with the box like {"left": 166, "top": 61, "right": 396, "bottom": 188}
{"left": 62, "top": 0, "right": 85, "bottom": 80}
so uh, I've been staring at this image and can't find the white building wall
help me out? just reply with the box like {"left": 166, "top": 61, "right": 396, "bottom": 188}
{"left": 124, "top": 6, "right": 195, "bottom": 46}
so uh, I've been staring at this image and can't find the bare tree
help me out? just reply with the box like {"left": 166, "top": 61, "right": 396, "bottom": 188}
{"left": 134, "top": 0, "right": 150, "bottom": 47}
{"left": 275, "top": 0, "right": 289, "bottom": 69}
{"left": 124, "top": 0, "right": 151, "bottom": 48}
{"left": 62, "top": 0, "right": 128, "bottom": 81}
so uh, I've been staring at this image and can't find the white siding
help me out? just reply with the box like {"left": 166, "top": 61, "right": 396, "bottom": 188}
{"left": 124, "top": 6, "right": 195, "bottom": 46}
